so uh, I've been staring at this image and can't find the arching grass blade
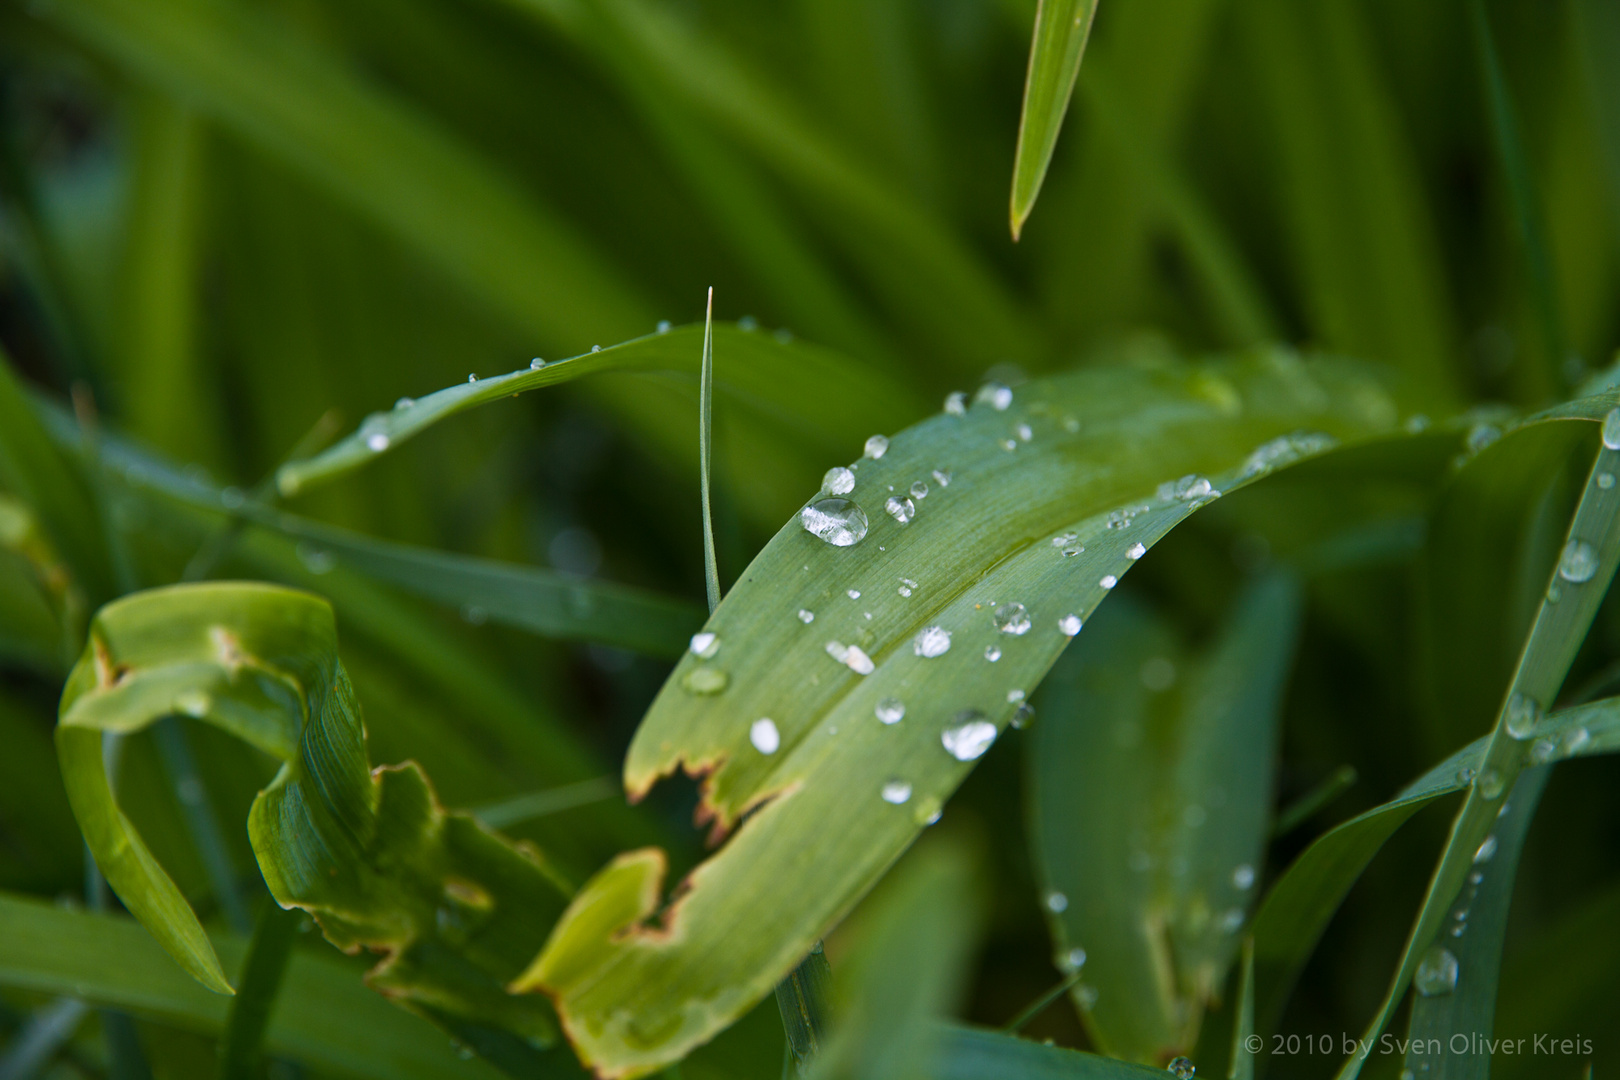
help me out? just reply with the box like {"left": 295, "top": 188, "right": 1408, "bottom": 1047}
{"left": 1009, "top": 0, "right": 1101, "bottom": 239}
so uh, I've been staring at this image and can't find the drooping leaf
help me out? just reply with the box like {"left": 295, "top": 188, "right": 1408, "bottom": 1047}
{"left": 1030, "top": 572, "right": 1301, "bottom": 1060}
{"left": 57, "top": 582, "right": 574, "bottom": 1051}
{"left": 1009, "top": 0, "right": 1101, "bottom": 239}
{"left": 515, "top": 350, "right": 1418, "bottom": 1075}
{"left": 0, "top": 890, "right": 502, "bottom": 1080}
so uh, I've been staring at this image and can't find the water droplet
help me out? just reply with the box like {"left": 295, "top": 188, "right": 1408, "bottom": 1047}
{"left": 909, "top": 480, "right": 929, "bottom": 500}
{"left": 801, "top": 499, "right": 869, "bottom": 546}
{"left": 1052, "top": 532, "right": 1078, "bottom": 549}
{"left": 876, "top": 698, "right": 905, "bottom": 724}
{"left": 864, "top": 434, "right": 889, "bottom": 459}
{"left": 174, "top": 690, "right": 211, "bottom": 718}
{"left": 468, "top": 373, "right": 478, "bottom": 383}
{"left": 1008, "top": 689, "right": 1026, "bottom": 703}
{"left": 591, "top": 345, "right": 602, "bottom": 353}
{"left": 847, "top": 589, "right": 861, "bottom": 600}
{"left": 1044, "top": 890, "right": 1068, "bottom": 913}
{"left": 1478, "top": 769, "right": 1505, "bottom": 799}
{"left": 1233, "top": 864, "right": 1255, "bottom": 890}
{"left": 1167, "top": 1056, "right": 1196, "bottom": 1079}
{"left": 944, "top": 391, "right": 967, "bottom": 416}
{"left": 1473, "top": 835, "right": 1498, "bottom": 863}
{"left": 942, "top": 711, "right": 997, "bottom": 761}
{"left": 1059, "top": 614, "right": 1082, "bottom": 636}
{"left": 1599, "top": 472, "right": 1615, "bottom": 490}
{"left": 1558, "top": 539, "right": 1598, "bottom": 582}
{"left": 1456, "top": 765, "right": 1477, "bottom": 786}
{"left": 797, "top": 609, "right": 815, "bottom": 624}
{"left": 1011, "top": 703, "right": 1035, "bottom": 729}
{"left": 683, "top": 667, "right": 728, "bottom": 695}
{"left": 977, "top": 383, "right": 1013, "bottom": 410}
{"left": 1099, "top": 575, "right": 1118, "bottom": 589}
{"left": 823, "top": 466, "right": 855, "bottom": 495}
{"left": 1530, "top": 737, "right": 1556, "bottom": 764}
{"left": 1414, "top": 946, "right": 1459, "bottom": 996}
{"left": 297, "top": 544, "right": 335, "bottom": 575}
{"left": 750, "top": 718, "right": 780, "bottom": 754}
{"left": 881, "top": 779, "right": 912, "bottom": 804}
{"left": 1605, "top": 407, "right": 1620, "bottom": 450}
{"left": 885, "top": 496, "right": 915, "bottom": 524}
{"left": 993, "top": 602, "right": 1032, "bottom": 635}
{"left": 914, "top": 796, "right": 943, "bottom": 825}
{"left": 1127, "top": 542, "right": 1147, "bottom": 560}
{"left": 1504, "top": 693, "right": 1542, "bottom": 739}
{"left": 1467, "top": 423, "right": 1500, "bottom": 453}
{"left": 394, "top": 397, "right": 415, "bottom": 409}
{"left": 825, "top": 641, "right": 874, "bottom": 674}
{"left": 1015, "top": 422, "right": 1033, "bottom": 442}
{"left": 656, "top": 320, "right": 673, "bottom": 333}
{"left": 365, "top": 431, "right": 390, "bottom": 451}
{"left": 1564, "top": 726, "right": 1591, "bottom": 754}
{"left": 932, "top": 469, "right": 951, "bottom": 487}
{"left": 530, "top": 357, "right": 546, "bottom": 370}
{"left": 914, "top": 626, "right": 952, "bottom": 657}
{"left": 689, "top": 632, "right": 719, "bottom": 658}
{"left": 984, "top": 645, "right": 1001, "bottom": 662}
{"left": 1219, "top": 908, "right": 1244, "bottom": 933}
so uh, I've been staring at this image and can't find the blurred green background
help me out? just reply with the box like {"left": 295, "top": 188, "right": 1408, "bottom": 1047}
{"left": 2, "top": 0, "right": 1619, "bottom": 1075}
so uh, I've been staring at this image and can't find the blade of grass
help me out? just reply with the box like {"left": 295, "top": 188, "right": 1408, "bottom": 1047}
{"left": 150, "top": 718, "right": 252, "bottom": 934}
{"left": 1471, "top": 0, "right": 1566, "bottom": 395}
{"left": 1001, "top": 974, "right": 1080, "bottom": 1035}
{"left": 1229, "top": 939, "right": 1254, "bottom": 1080}
{"left": 1574, "top": 0, "right": 1620, "bottom": 232}
{"left": 1401, "top": 766, "right": 1549, "bottom": 1079}
{"left": 1272, "top": 765, "right": 1358, "bottom": 838}
{"left": 1009, "top": 0, "right": 1101, "bottom": 239}
{"left": 0, "top": 998, "right": 89, "bottom": 1080}
{"left": 701, "top": 289, "right": 720, "bottom": 615}
{"left": 1334, "top": 414, "right": 1620, "bottom": 1079}
{"left": 934, "top": 1026, "right": 1171, "bottom": 1079}
{"left": 471, "top": 778, "right": 621, "bottom": 830}
{"left": 217, "top": 903, "right": 300, "bottom": 1080}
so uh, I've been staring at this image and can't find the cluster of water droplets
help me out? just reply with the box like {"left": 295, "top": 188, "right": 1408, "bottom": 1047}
{"left": 1239, "top": 431, "right": 1338, "bottom": 479}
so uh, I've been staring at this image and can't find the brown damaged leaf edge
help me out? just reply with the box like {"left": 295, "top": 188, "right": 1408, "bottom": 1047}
{"left": 512, "top": 353, "right": 1428, "bottom": 1078}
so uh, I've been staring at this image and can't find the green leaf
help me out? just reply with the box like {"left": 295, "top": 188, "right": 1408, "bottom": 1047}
{"left": 814, "top": 839, "right": 982, "bottom": 1080}
{"left": 515, "top": 350, "right": 1412, "bottom": 1075}
{"left": 1230, "top": 939, "right": 1255, "bottom": 1080}
{"left": 57, "top": 582, "right": 575, "bottom": 1047}
{"left": 933, "top": 1027, "right": 1168, "bottom": 1079}
{"left": 274, "top": 324, "right": 920, "bottom": 502}
{"left": 1402, "top": 767, "right": 1549, "bottom": 1079}
{"left": 0, "top": 890, "right": 503, "bottom": 1080}
{"left": 1029, "top": 572, "right": 1301, "bottom": 1060}
{"left": 1010, "top": 0, "right": 1101, "bottom": 239}
{"left": 1333, "top": 414, "right": 1620, "bottom": 1079}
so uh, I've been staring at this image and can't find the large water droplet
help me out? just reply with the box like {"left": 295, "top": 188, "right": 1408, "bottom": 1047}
{"left": 885, "top": 496, "right": 915, "bottom": 524}
{"left": 1414, "top": 946, "right": 1459, "bottom": 996}
{"left": 993, "top": 602, "right": 1032, "bottom": 635}
{"left": 801, "top": 499, "right": 869, "bottom": 546}
{"left": 944, "top": 391, "right": 966, "bottom": 416}
{"left": 1604, "top": 407, "right": 1620, "bottom": 450}
{"left": 977, "top": 382, "right": 1013, "bottom": 410}
{"left": 823, "top": 466, "right": 855, "bottom": 495}
{"left": 1478, "top": 769, "right": 1505, "bottom": 799}
{"left": 530, "top": 357, "right": 546, "bottom": 370}
{"left": 1559, "top": 539, "right": 1598, "bottom": 582}
{"left": 1059, "top": 614, "right": 1082, "bottom": 636}
{"left": 942, "top": 710, "right": 996, "bottom": 761}
{"left": 864, "top": 434, "right": 889, "bottom": 459}
{"left": 367, "top": 432, "right": 391, "bottom": 452}
{"left": 1504, "top": 693, "right": 1542, "bottom": 739}
{"left": 750, "top": 718, "right": 780, "bottom": 754}
{"left": 1044, "top": 890, "right": 1068, "bottom": 913}
{"left": 468, "top": 373, "right": 478, "bottom": 383}
{"left": 909, "top": 480, "right": 929, "bottom": 500}
{"left": 1166, "top": 1057, "right": 1196, "bottom": 1079}
{"left": 1127, "top": 542, "right": 1147, "bottom": 560}
{"left": 683, "top": 667, "right": 728, "bottom": 695}
{"left": 914, "top": 796, "right": 943, "bottom": 826}
{"left": 881, "top": 779, "right": 912, "bottom": 804}
{"left": 689, "top": 632, "right": 719, "bottom": 658}
{"left": 876, "top": 698, "right": 905, "bottom": 724}
{"left": 914, "top": 626, "right": 952, "bottom": 657}
{"left": 1099, "top": 575, "right": 1118, "bottom": 589}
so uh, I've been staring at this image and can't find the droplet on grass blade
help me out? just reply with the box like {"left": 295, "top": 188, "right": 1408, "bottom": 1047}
{"left": 914, "top": 626, "right": 952, "bottom": 657}
{"left": 880, "top": 780, "right": 912, "bottom": 805}
{"left": 1058, "top": 614, "right": 1082, "bottom": 636}
{"left": 1414, "top": 947, "right": 1459, "bottom": 996}
{"left": 801, "top": 499, "right": 869, "bottom": 546}
{"left": 1558, "top": 539, "right": 1598, "bottom": 582}
{"left": 942, "top": 711, "right": 996, "bottom": 761}
{"left": 885, "top": 496, "right": 915, "bottom": 524}
{"left": 750, "top": 719, "right": 780, "bottom": 754}
{"left": 993, "top": 602, "right": 1032, "bottom": 635}
{"left": 876, "top": 698, "right": 905, "bottom": 725}
{"left": 1504, "top": 693, "right": 1542, "bottom": 739}
{"left": 1044, "top": 891, "right": 1068, "bottom": 913}
{"left": 689, "top": 632, "right": 719, "bottom": 658}
{"left": 864, "top": 434, "right": 889, "bottom": 459}
{"left": 822, "top": 467, "right": 855, "bottom": 495}
{"left": 1604, "top": 407, "right": 1620, "bottom": 450}
{"left": 944, "top": 392, "right": 966, "bottom": 416}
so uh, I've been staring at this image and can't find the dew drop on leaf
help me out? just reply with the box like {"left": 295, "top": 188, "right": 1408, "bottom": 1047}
{"left": 801, "top": 499, "right": 869, "bottom": 546}
{"left": 1065, "top": 948, "right": 1087, "bottom": 971}
{"left": 942, "top": 711, "right": 996, "bottom": 761}
{"left": 1604, "top": 407, "right": 1620, "bottom": 450}
{"left": 847, "top": 589, "right": 861, "bottom": 599}
{"left": 1473, "top": 835, "right": 1498, "bottom": 863}
{"left": 1007, "top": 689, "right": 1025, "bottom": 703}
{"left": 367, "top": 433, "right": 390, "bottom": 452}
{"left": 1233, "top": 864, "right": 1255, "bottom": 889}
{"left": 395, "top": 396, "right": 415, "bottom": 409}
{"left": 1099, "top": 575, "right": 1118, "bottom": 589}
{"left": 174, "top": 690, "right": 212, "bottom": 718}
{"left": 1558, "top": 539, "right": 1598, "bottom": 582}
{"left": 993, "top": 602, "right": 1032, "bottom": 635}
{"left": 880, "top": 780, "right": 912, "bottom": 804}
{"left": 1127, "top": 542, "right": 1146, "bottom": 560}
{"left": 931, "top": 469, "right": 951, "bottom": 487}
{"left": 1059, "top": 614, "right": 1082, "bottom": 636}
{"left": 1167, "top": 1057, "right": 1196, "bottom": 1079}
{"left": 885, "top": 496, "right": 915, "bottom": 524}
{"left": 530, "top": 357, "right": 546, "bottom": 370}
{"left": 944, "top": 391, "right": 966, "bottom": 416}
{"left": 1011, "top": 703, "right": 1034, "bottom": 729}
{"left": 750, "top": 718, "right": 780, "bottom": 754}
{"left": 797, "top": 609, "right": 815, "bottom": 624}
{"left": 984, "top": 645, "right": 1001, "bottom": 662}
{"left": 1504, "top": 693, "right": 1541, "bottom": 739}
{"left": 864, "top": 434, "right": 889, "bottom": 459}
{"left": 914, "top": 626, "right": 952, "bottom": 657}
{"left": 1015, "top": 423, "right": 1033, "bottom": 442}
{"left": 1478, "top": 770, "right": 1505, "bottom": 799}
{"left": 1599, "top": 472, "right": 1615, "bottom": 490}
{"left": 909, "top": 480, "right": 929, "bottom": 500}
{"left": 822, "top": 467, "right": 855, "bottom": 495}
{"left": 683, "top": 667, "right": 728, "bottom": 695}
{"left": 1413, "top": 946, "right": 1459, "bottom": 996}
{"left": 875, "top": 698, "right": 905, "bottom": 725}
{"left": 1044, "top": 890, "right": 1067, "bottom": 913}
{"left": 689, "top": 632, "right": 719, "bottom": 658}
{"left": 977, "top": 382, "right": 1013, "bottom": 411}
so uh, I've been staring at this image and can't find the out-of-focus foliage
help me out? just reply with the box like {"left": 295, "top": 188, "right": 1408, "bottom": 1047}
{"left": 2, "top": 0, "right": 1619, "bottom": 1077}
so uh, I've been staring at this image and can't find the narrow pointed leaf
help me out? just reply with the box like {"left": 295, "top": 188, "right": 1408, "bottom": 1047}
{"left": 1010, "top": 0, "right": 1101, "bottom": 238}
{"left": 934, "top": 1027, "right": 1170, "bottom": 1079}
{"left": 515, "top": 351, "right": 1412, "bottom": 1075}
